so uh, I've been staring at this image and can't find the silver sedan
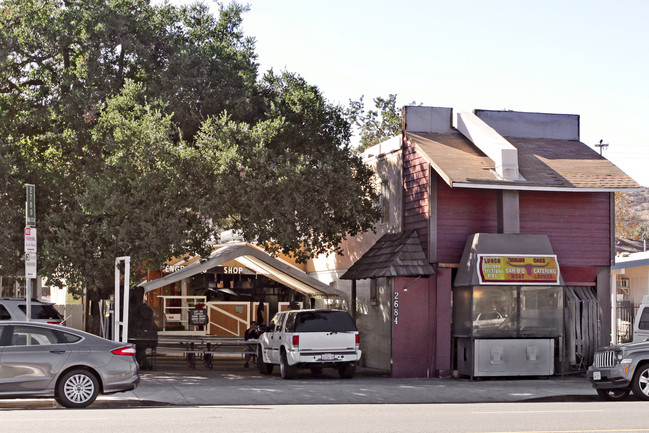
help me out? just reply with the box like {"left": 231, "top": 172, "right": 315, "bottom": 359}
{"left": 0, "top": 321, "right": 140, "bottom": 408}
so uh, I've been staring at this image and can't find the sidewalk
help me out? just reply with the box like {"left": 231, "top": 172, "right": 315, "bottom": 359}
{"left": 110, "top": 357, "right": 598, "bottom": 406}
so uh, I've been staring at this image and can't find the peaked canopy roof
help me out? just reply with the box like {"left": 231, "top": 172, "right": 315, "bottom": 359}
{"left": 140, "top": 244, "right": 346, "bottom": 299}
{"left": 341, "top": 231, "right": 434, "bottom": 280}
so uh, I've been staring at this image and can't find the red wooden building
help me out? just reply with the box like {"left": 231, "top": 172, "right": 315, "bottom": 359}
{"left": 341, "top": 106, "right": 639, "bottom": 378}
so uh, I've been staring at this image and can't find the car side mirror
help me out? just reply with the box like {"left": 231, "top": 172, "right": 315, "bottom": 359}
{"left": 258, "top": 325, "right": 269, "bottom": 332}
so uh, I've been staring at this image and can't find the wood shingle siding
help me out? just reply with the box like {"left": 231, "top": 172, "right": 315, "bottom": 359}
{"left": 403, "top": 138, "right": 430, "bottom": 255}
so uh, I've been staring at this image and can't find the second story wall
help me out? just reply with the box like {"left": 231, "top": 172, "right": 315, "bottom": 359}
{"left": 427, "top": 176, "right": 613, "bottom": 267}
{"left": 519, "top": 190, "right": 612, "bottom": 267}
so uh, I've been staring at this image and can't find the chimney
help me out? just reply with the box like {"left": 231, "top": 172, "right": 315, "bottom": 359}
{"left": 403, "top": 106, "right": 454, "bottom": 134}
{"left": 456, "top": 111, "right": 521, "bottom": 181}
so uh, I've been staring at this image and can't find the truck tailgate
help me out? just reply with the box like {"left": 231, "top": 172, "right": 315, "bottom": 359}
{"left": 297, "top": 332, "right": 357, "bottom": 352}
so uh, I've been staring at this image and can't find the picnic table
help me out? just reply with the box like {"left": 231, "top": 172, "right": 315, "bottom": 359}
{"left": 155, "top": 337, "right": 258, "bottom": 369}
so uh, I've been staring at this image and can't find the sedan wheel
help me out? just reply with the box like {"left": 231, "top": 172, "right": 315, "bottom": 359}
{"left": 56, "top": 369, "right": 99, "bottom": 408}
{"left": 596, "top": 388, "right": 630, "bottom": 400}
{"left": 631, "top": 364, "right": 649, "bottom": 400}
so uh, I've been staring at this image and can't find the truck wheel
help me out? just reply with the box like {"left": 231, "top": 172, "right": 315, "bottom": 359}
{"left": 55, "top": 369, "right": 99, "bottom": 408}
{"left": 257, "top": 346, "right": 273, "bottom": 375}
{"left": 631, "top": 363, "right": 649, "bottom": 400}
{"left": 596, "top": 389, "right": 630, "bottom": 400}
{"left": 339, "top": 363, "right": 356, "bottom": 379}
{"left": 280, "top": 351, "right": 297, "bottom": 379}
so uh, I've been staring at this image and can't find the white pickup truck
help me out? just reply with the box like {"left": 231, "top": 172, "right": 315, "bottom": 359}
{"left": 257, "top": 309, "right": 361, "bottom": 379}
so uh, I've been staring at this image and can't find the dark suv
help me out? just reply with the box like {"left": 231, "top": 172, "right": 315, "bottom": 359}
{"left": 0, "top": 298, "right": 63, "bottom": 324}
{"left": 588, "top": 341, "right": 649, "bottom": 400}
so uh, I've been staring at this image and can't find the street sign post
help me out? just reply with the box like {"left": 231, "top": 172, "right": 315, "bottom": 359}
{"left": 25, "top": 184, "right": 35, "bottom": 228}
{"left": 24, "top": 227, "right": 37, "bottom": 253}
{"left": 24, "top": 184, "right": 36, "bottom": 321}
{"left": 25, "top": 253, "right": 37, "bottom": 278}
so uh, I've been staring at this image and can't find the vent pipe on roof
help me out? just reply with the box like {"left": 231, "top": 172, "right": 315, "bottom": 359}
{"left": 456, "top": 111, "right": 521, "bottom": 181}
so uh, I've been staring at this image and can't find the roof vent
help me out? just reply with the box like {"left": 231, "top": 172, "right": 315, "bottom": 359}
{"left": 456, "top": 112, "right": 522, "bottom": 181}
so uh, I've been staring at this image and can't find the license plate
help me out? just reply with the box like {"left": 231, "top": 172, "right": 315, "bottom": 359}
{"left": 321, "top": 353, "right": 335, "bottom": 361}
{"left": 593, "top": 371, "right": 601, "bottom": 380}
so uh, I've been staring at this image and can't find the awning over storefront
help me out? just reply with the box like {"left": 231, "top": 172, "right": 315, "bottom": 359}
{"left": 140, "top": 244, "right": 346, "bottom": 299}
{"left": 454, "top": 233, "right": 564, "bottom": 287}
{"left": 340, "top": 231, "right": 434, "bottom": 280}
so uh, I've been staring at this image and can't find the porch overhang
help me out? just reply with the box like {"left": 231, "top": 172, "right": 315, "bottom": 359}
{"left": 140, "top": 244, "right": 345, "bottom": 299}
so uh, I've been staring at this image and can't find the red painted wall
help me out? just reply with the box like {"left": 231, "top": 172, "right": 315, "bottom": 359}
{"left": 392, "top": 276, "right": 435, "bottom": 378}
{"left": 436, "top": 178, "right": 499, "bottom": 263}
{"left": 428, "top": 175, "right": 612, "bottom": 268}
{"left": 519, "top": 191, "right": 611, "bottom": 267}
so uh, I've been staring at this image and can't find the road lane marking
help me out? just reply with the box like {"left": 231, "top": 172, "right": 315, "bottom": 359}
{"left": 0, "top": 418, "right": 110, "bottom": 422}
{"left": 474, "top": 430, "right": 649, "bottom": 433}
{"left": 473, "top": 410, "right": 604, "bottom": 414}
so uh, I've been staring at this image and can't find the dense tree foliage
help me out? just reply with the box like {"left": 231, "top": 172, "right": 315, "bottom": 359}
{"left": 616, "top": 192, "right": 640, "bottom": 238}
{"left": 0, "top": 0, "right": 380, "bottom": 305}
{"left": 347, "top": 94, "right": 416, "bottom": 153}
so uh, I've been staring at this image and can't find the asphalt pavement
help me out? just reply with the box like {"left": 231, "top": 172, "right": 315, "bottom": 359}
{"left": 117, "top": 356, "right": 598, "bottom": 407}
{"left": 0, "top": 355, "right": 601, "bottom": 409}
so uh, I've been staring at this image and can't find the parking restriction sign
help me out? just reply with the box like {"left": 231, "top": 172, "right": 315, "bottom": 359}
{"left": 24, "top": 227, "right": 37, "bottom": 253}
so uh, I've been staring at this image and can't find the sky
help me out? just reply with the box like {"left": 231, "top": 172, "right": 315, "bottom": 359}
{"left": 173, "top": 0, "right": 649, "bottom": 186}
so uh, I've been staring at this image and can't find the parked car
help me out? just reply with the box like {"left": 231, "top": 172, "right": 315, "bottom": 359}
{"left": 257, "top": 309, "right": 361, "bottom": 379}
{"left": 0, "top": 298, "right": 63, "bottom": 324}
{"left": 473, "top": 310, "right": 507, "bottom": 329}
{"left": 587, "top": 340, "right": 649, "bottom": 400}
{"left": 0, "top": 321, "right": 139, "bottom": 407}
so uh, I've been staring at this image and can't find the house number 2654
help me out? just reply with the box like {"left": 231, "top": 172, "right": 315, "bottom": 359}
{"left": 393, "top": 291, "right": 399, "bottom": 325}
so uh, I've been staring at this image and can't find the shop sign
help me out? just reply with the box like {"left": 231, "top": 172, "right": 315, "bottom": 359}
{"left": 188, "top": 309, "right": 208, "bottom": 325}
{"left": 213, "top": 266, "right": 255, "bottom": 275}
{"left": 162, "top": 263, "right": 184, "bottom": 273}
{"left": 477, "top": 254, "right": 560, "bottom": 285}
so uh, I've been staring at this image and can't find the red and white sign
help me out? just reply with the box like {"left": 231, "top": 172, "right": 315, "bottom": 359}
{"left": 24, "top": 227, "right": 37, "bottom": 253}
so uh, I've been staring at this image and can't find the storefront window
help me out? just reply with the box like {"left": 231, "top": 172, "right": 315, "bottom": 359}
{"left": 454, "top": 285, "right": 564, "bottom": 338}
{"left": 519, "top": 286, "right": 563, "bottom": 337}
{"left": 472, "top": 286, "right": 518, "bottom": 337}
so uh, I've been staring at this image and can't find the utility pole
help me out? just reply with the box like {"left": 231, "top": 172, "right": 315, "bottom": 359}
{"left": 595, "top": 139, "right": 609, "bottom": 155}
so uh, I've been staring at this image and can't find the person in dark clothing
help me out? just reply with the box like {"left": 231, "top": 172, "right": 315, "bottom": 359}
{"left": 243, "top": 321, "right": 261, "bottom": 368}
{"left": 256, "top": 302, "right": 264, "bottom": 325}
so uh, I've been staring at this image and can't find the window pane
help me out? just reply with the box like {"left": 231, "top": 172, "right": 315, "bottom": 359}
{"left": 11, "top": 326, "right": 61, "bottom": 346}
{"left": 0, "top": 325, "right": 8, "bottom": 346}
{"left": 18, "top": 304, "right": 62, "bottom": 320}
{"left": 284, "top": 313, "right": 297, "bottom": 332}
{"left": 294, "top": 311, "right": 357, "bottom": 332}
{"left": 59, "top": 331, "right": 82, "bottom": 343}
{"left": 638, "top": 308, "right": 649, "bottom": 330}
{"left": 520, "top": 286, "right": 563, "bottom": 337}
{"left": 472, "top": 286, "right": 518, "bottom": 337}
{"left": 0, "top": 305, "right": 10, "bottom": 320}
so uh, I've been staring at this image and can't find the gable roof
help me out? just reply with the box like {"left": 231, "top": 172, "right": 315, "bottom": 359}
{"left": 140, "top": 243, "right": 345, "bottom": 299}
{"left": 340, "top": 231, "right": 434, "bottom": 280}
{"left": 407, "top": 132, "right": 640, "bottom": 191}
